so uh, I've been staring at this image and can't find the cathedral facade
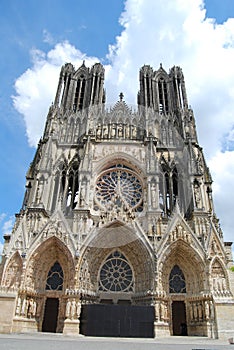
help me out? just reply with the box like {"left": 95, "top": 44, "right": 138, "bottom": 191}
{"left": 0, "top": 62, "right": 233, "bottom": 338}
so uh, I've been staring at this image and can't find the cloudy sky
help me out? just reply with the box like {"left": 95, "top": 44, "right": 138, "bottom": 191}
{"left": 1, "top": 0, "right": 234, "bottom": 254}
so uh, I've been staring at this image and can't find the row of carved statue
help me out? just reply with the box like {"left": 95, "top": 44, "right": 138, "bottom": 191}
{"left": 13, "top": 293, "right": 217, "bottom": 326}
{"left": 15, "top": 295, "right": 37, "bottom": 318}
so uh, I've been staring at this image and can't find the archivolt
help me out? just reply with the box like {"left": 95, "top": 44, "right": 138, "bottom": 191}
{"left": 159, "top": 240, "right": 206, "bottom": 294}
{"left": 78, "top": 222, "right": 154, "bottom": 294}
{"left": 24, "top": 237, "right": 75, "bottom": 292}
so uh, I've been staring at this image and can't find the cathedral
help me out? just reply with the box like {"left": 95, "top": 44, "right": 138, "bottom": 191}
{"left": 0, "top": 61, "right": 233, "bottom": 339}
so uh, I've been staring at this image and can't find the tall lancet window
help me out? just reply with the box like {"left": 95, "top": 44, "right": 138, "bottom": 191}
{"left": 66, "top": 161, "right": 79, "bottom": 209}
{"left": 51, "top": 163, "right": 67, "bottom": 212}
{"left": 143, "top": 74, "right": 152, "bottom": 107}
{"left": 158, "top": 78, "right": 169, "bottom": 113}
{"left": 172, "top": 168, "right": 178, "bottom": 205}
{"left": 159, "top": 165, "right": 179, "bottom": 216}
{"left": 92, "top": 74, "right": 99, "bottom": 104}
{"left": 173, "top": 76, "right": 185, "bottom": 109}
{"left": 73, "top": 76, "right": 86, "bottom": 111}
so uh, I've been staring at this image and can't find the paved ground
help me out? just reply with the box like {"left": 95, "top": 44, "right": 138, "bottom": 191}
{"left": 0, "top": 333, "right": 233, "bottom": 350}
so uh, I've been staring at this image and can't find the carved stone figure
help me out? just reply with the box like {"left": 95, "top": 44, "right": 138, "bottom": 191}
{"left": 65, "top": 299, "right": 71, "bottom": 319}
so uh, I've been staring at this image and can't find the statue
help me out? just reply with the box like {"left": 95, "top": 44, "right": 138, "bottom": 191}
{"left": 151, "top": 183, "right": 157, "bottom": 208}
{"left": 65, "top": 299, "right": 71, "bottom": 318}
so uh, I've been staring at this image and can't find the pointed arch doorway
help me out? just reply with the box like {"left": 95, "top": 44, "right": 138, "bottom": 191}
{"left": 169, "top": 265, "right": 187, "bottom": 336}
{"left": 42, "top": 261, "right": 64, "bottom": 333}
{"left": 172, "top": 300, "right": 187, "bottom": 335}
{"left": 42, "top": 298, "right": 59, "bottom": 332}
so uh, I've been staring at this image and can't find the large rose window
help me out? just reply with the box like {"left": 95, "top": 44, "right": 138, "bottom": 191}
{"left": 95, "top": 164, "right": 143, "bottom": 211}
{"left": 99, "top": 251, "right": 134, "bottom": 292}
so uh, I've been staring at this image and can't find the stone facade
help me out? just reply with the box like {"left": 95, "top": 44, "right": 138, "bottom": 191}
{"left": 0, "top": 62, "right": 233, "bottom": 338}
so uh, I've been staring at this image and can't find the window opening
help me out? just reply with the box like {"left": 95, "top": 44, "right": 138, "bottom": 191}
{"left": 66, "top": 162, "right": 79, "bottom": 209}
{"left": 73, "top": 79, "right": 81, "bottom": 112}
{"left": 158, "top": 78, "right": 169, "bottom": 113}
{"left": 95, "top": 164, "right": 143, "bottom": 211}
{"left": 99, "top": 251, "right": 134, "bottom": 292}
{"left": 169, "top": 265, "right": 186, "bottom": 293}
{"left": 46, "top": 261, "right": 64, "bottom": 291}
{"left": 172, "top": 168, "right": 178, "bottom": 205}
{"left": 79, "top": 79, "right": 86, "bottom": 110}
{"left": 92, "top": 75, "right": 98, "bottom": 104}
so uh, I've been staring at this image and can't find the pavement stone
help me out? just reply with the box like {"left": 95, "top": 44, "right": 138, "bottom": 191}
{"left": 0, "top": 334, "right": 233, "bottom": 350}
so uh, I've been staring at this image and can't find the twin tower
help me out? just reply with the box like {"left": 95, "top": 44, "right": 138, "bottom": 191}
{"left": 0, "top": 61, "right": 233, "bottom": 338}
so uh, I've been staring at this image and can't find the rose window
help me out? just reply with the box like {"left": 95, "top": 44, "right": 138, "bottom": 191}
{"left": 99, "top": 251, "right": 134, "bottom": 292}
{"left": 95, "top": 164, "right": 143, "bottom": 211}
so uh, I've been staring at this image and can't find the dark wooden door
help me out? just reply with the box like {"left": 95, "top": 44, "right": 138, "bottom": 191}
{"left": 42, "top": 298, "right": 59, "bottom": 333}
{"left": 80, "top": 304, "right": 154, "bottom": 338}
{"left": 172, "top": 301, "right": 187, "bottom": 336}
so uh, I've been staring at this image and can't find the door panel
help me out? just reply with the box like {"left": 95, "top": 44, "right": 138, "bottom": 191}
{"left": 80, "top": 304, "right": 154, "bottom": 338}
{"left": 172, "top": 301, "right": 187, "bottom": 336}
{"left": 42, "top": 298, "right": 59, "bottom": 333}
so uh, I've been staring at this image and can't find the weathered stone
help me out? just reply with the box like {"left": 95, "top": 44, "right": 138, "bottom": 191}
{"left": 0, "top": 62, "right": 233, "bottom": 338}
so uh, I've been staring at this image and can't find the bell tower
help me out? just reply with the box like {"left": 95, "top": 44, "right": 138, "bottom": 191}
{"left": 54, "top": 61, "right": 105, "bottom": 112}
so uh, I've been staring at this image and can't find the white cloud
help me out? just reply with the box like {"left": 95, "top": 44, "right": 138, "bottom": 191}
{"left": 106, "top": 0, "right": 234, "bottom": 158}
{"left": 12, "top": 0, "right": 234, "bottom": 247}
{"left": 43, "top": 29, "right": 54, "bottom": 45}
{"left": 0, "top": 213, "right": 7, "bottom": 223}
{"left": 13, "top": 41, "right": 99, "bottom": 146}
{"left": 0, "top": 215, "right": 14, "bottom": 256}
{"left": 208, "top": 151, "right": 234, "bottom": 244}
{"left": 105, "top": 0, "right": 234, "bottom": 247}
{"left": 2, "top": 216, "right": 15, "bottom": 237}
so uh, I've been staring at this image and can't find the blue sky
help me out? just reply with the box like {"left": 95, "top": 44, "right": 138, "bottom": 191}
{"left": 1, "top": 0, "right": 234, "bottom": 251}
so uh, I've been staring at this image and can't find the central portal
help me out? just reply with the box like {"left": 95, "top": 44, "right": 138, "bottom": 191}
{"left": 80, "top": 304, "right": 154, "bottom": 338}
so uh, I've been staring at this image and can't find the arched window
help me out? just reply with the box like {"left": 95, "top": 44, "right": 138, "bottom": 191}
{"left": 169, "top": 265, "right": 186, "bottom": 293}
{"left": 92, "top": 74, "right": 98, "bottom": 104}
{"left": 159, "top": 165, "right": 179, "bottom": 216}
{"left": 61, "top": 73, "right": 71, "bottom": 109}
{"left": 158, "top": 77, "right": 169, "bottom": 113}
{"left": 51, "top": 162, "right": 66, "bottom": 212}
{"left": 99, "top": 251, "right": 134, "bottom": 292}
{"left": 142, "top": 74, "right": 152, "bottom": 107}
{"left": 73, "top": 76, "right": 86, "bottom": 111}
{"left": 172, "top": 168, "right": 178, "bottom": 205}
{"left": 66, "top": 161, "right": 79, "bottom": 209}
{"left": 46, "top": 261, "right": 64, "bottom": 291}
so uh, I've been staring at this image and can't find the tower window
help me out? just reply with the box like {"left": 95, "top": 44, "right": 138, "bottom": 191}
{"left": 159, "top": 166, "right": 179, "bottom": 216}
{"left": 158, "top": 78, "right": 169, "bottom": 113}
{"left": 73, "top": 77, "right": 86, "bottom": 111}
{"left": 66, "top": 162, "right": 79, "bottom": 209}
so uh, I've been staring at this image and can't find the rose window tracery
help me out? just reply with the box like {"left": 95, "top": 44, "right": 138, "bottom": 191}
{"left": 95, "top": 164, "right": 143, "bottom": 211}
{"left": 99, "top": 251, "right": 134, "bottom": 292}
